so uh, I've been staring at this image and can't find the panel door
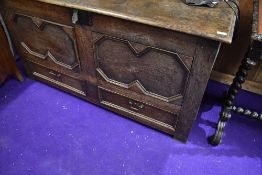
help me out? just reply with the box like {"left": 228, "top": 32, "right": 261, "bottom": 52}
{"left": 94, "top": 33, "right": 194, "bottom": 105}
{"left": 11, "top": 12, "right": 81, "bottom": 72}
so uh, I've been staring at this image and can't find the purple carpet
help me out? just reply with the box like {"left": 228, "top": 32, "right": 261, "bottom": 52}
{"left": 0, "top": 67, "right": 261, "bottom": 175}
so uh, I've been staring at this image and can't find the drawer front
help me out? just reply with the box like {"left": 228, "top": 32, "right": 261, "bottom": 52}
{"left": 98, "top": 86, "right": 177, "bottom": 134}
{"left": 27, "top": 62, "right": 87, "bottom": 97}
{"left": 94, "top": 33, "right": 193, "bottom": 105}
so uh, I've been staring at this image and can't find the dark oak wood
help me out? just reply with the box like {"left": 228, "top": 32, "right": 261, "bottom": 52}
{"left": 27, "top": 61, "right": 87, "bottom": 97}
{"left": 0, "top": 23, "right": 23, "bottom": 84}
{"left": 209, "top": 0, "right": 262, "bottom": 146}
{"left": 28, "top": 0, "right": 236, "bottom": 43}
{"left": 176, "top": 40, "right": 221, "bottom": 142}
{"left": 13, "top": 13, "right": 80, "bottom": 72}
{"left": 98, "top": 86, "right": 177, "bottom": 135}
{"left": 0, "top": 0, "right": 235, "bottom": 142}
{"left": 259, "top": 0, "right": 262, "bottom": 34}
{"left": 94, "top": 33, "right": 192, "bottom": 105}
{"left": 211, "top": 0, "right": 262, "bottom": 95}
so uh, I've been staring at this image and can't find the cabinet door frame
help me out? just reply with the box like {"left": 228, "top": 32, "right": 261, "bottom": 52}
{"left": 93, "top": 33, "right": 193, "bottom": 105}
{"left": 11, "top": 12, "right": 82, "bottom": 71}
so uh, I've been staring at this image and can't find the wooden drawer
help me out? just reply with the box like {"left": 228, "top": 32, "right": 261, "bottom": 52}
{"left": 90, "top": 14, "right": 198, "bottom": 106}
{"left": 16, "top": 14, "right": 80, "bottom": 72}
{"left": 98, "top": 86, "right": 178, "bottom": 135}
{"left": 27, "top": 62, "right": 87, "bottom": 97}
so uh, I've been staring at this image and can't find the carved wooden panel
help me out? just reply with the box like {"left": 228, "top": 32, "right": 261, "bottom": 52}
{"left": 13, "top": 13, "right": 80, "bottom": 70}
{"left": 94, "top": 33, "right": 193, "bottom": 104}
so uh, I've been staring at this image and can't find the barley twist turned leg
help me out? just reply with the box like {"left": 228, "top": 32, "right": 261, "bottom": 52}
{"left": 232, "top": 106, "right": 262, "bottom": 120}
{"left": 208, "top": 57, "right": 256, "bottom": 146}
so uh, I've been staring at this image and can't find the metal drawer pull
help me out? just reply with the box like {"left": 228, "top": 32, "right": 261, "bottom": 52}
{"left": 49, "top": 71, "right": 61, "bottom": 78}
{"left": 128, "top": 100, "right": 144, "bottom": 111}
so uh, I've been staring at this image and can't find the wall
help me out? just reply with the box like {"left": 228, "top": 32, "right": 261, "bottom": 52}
{"left": 211, "top": 0, "right": 262, "bottom": 95}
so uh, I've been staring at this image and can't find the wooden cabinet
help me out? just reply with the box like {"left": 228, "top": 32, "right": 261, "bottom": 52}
{"left": 0, "top": 0, "right": 236, "bottom": 142}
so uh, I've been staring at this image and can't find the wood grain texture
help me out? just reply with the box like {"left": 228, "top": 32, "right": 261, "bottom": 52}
{"left": 28, "top": 62, "right": 87, "bottom": 96}
{"left": 30, "top": 0, "right": 236, "bottom": 43}
{"left": 212, "top": 0, "right": 262, "bottom": 94}
{"left": 94, "top": 34, "right": 192, "bottom": 105}
{"left": 13, "top": 14, "right": 80, "bottom": 71}
{"left": 211, "top": 70, "right": 262, "bottom": 95}
{"left": 0, "top": 24, "right": 23, "bottom": 84}
{"left": 174, "top": 40, "right": 221, "bottom": 142}
{"left": 0, "top": 0, "right": 72, "bottom": 26}
{"left": 259, "top": 0, "right": 262, "bottom": 34}
{"left": 98, "top": 86, "right": 177, "bottom": 132}
{"left": 0, "top": 0, "right": 233, "bottom": 142}
{"left": 89, "top": 13, "right": 200, "bottom": 57}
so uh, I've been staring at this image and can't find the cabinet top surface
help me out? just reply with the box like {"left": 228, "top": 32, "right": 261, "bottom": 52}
{"left": 34, "top": 0, "right": 236, "bottom": 43}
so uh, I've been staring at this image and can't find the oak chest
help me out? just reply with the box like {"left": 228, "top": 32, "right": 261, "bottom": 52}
{"left": 0, "top": 0, "right": 236, "bottom": 142}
